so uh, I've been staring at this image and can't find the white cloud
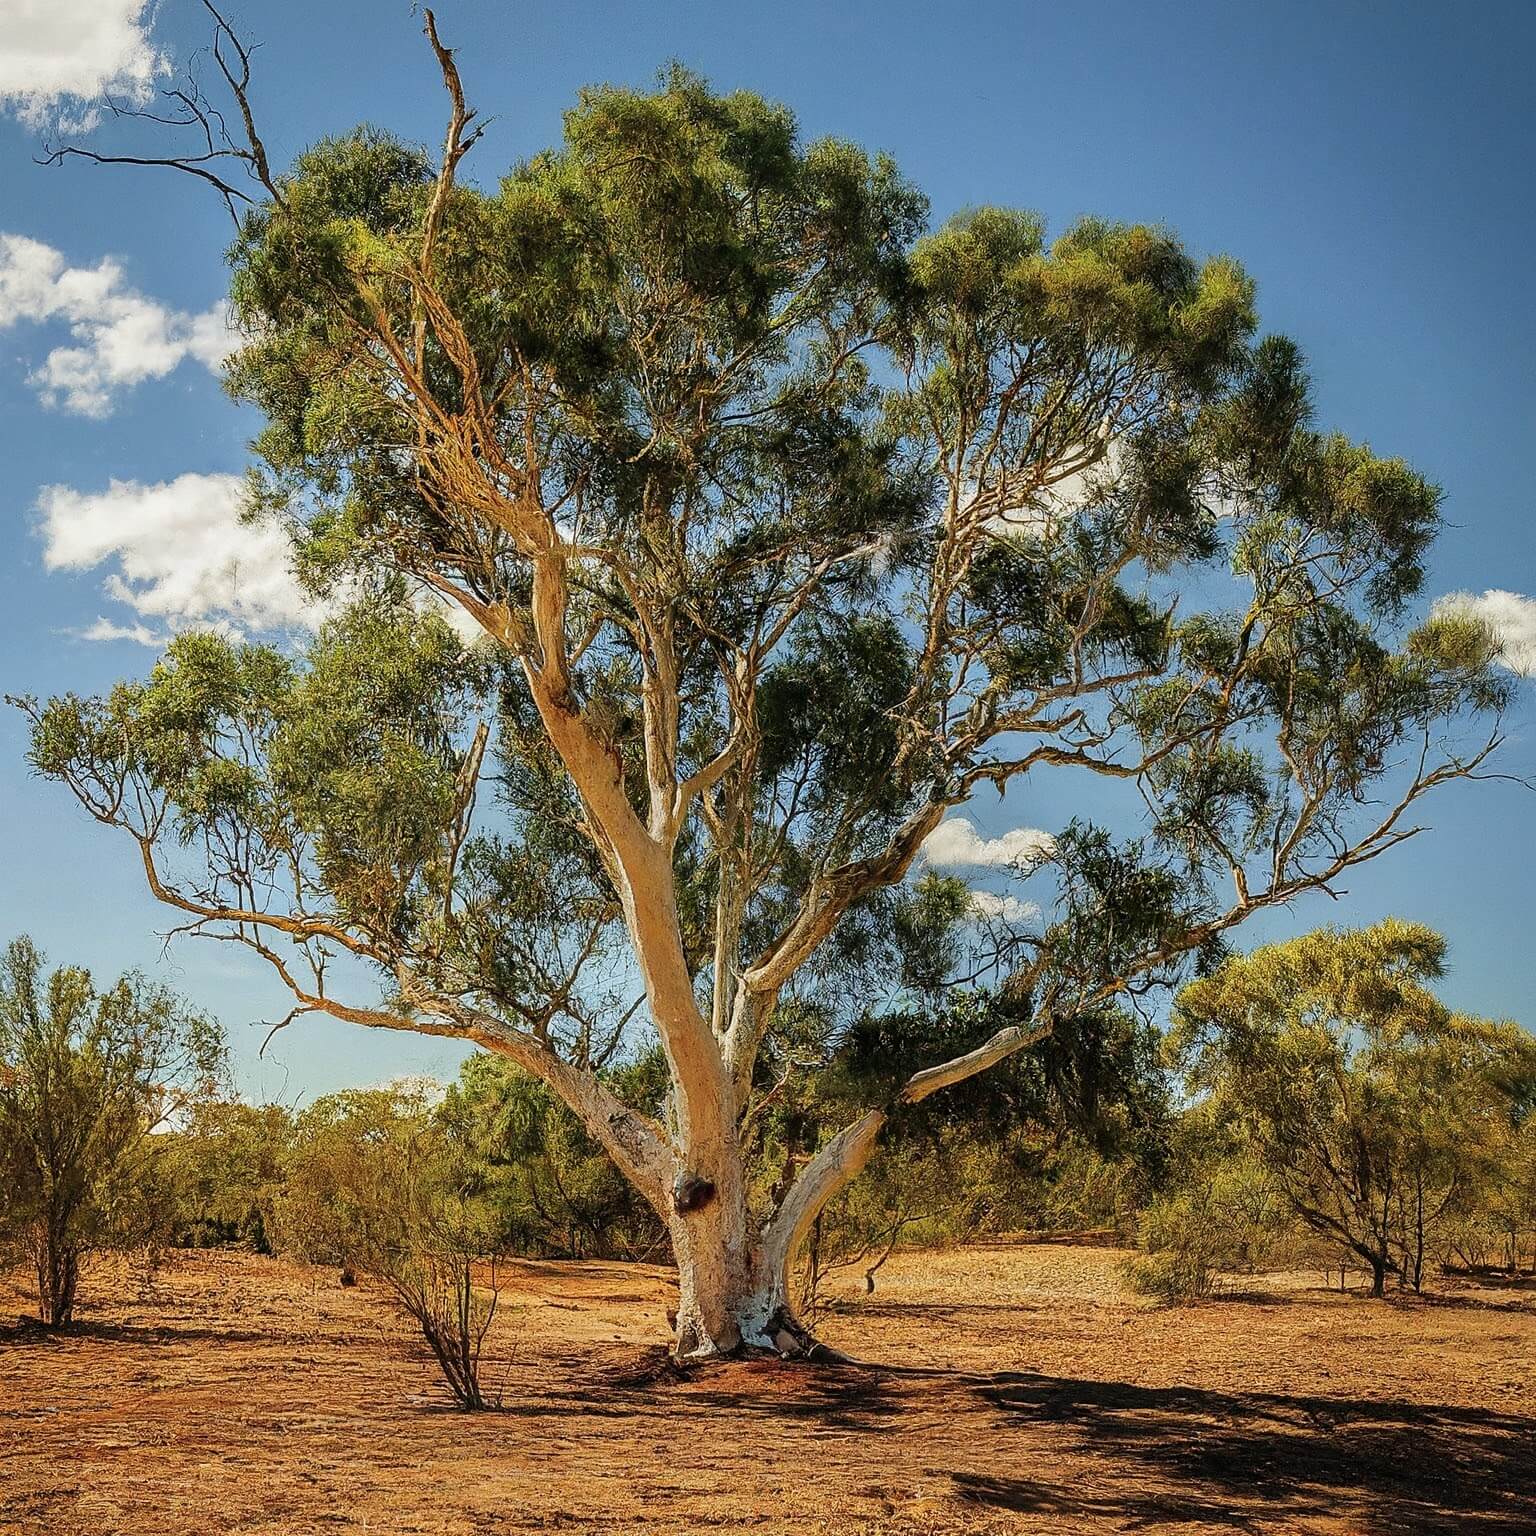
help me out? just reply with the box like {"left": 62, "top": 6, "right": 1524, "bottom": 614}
{"left": 0, "top": 233, "right": 234, "bottom": 414}
{"left": 922, "top": 816, "right": 1056, "bottom": 870}
{"left": 1432, "top": 589, "right": 1536, "bottom": 677}
{"left": 74, "top": 615, "right": 166, "bottom": 646}
{"left": 968, "top": 889, "right": 1041, "bottom": 925}
{"left": 38, "top": 473, "right": 328, "bottom": 639}
{"left": 0, "top": 0, "right": 166, "bottom": 130}
{"left": 40, "top": 474, "right": 500, "bottom": 649}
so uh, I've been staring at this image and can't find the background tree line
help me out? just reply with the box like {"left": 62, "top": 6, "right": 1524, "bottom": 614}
{"left": 7, "top": 919, "right": 1532, "bottom": 1380}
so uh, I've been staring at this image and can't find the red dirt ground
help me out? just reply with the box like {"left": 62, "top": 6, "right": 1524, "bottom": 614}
{"left": 1, "top": 1243, "right": 1532, "bottom": 1535}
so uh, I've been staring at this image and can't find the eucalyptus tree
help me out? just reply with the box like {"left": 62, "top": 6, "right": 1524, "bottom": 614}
{"left": 18, "top": 9, "right": 1515, "bottom": 1355}
{"left": 1170, "top": 922, "right": 1536, "bottom": 1296}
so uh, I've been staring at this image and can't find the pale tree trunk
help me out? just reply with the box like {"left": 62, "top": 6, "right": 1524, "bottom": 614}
{"left": 669, "top": 1209, "right": 823, "bottom": 1358}
{"left": 661, "top": 1021, "right": 1052, "bottom": 1358}
{"left": 495, "top": 559, "right": 976, "bottom": 1358}
{"left": 660, "top": 1116, "right": 827, "bottom": 1358}
{"left": 446, "top": 982, "right": 1046, "bottom": 1356}
{"left": 664, "top": 1125, "right": 757, "bottom": 1356}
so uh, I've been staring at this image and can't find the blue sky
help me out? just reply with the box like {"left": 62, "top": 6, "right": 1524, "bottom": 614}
{"left": 1, "top": 0, "right": 1532, "bottom": 1102}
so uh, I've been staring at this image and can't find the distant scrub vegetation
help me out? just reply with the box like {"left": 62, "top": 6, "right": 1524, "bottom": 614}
{"left": 4, "top": 920, "right": 1534, "bottom": 1402}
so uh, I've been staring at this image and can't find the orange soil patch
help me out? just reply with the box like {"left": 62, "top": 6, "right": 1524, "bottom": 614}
{"left": 1, "top": 1244, "right": 1532, "bottom": 1535}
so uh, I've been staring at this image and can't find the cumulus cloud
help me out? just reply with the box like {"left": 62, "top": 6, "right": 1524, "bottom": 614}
{"left": 0, "top": 0, "right": 165, "bottom": 129}
{"left": 921, "top": 816, "right": 1056, "bottom": 871}
{"left": 1432, "top": 589, "right": 1536, "bottom": 677}
{"left": 0, "top": 233, "right": 234, "bottom": 414}
{"left": 40, "top": 473, "right": 499, "bottom": 648}
{"left": 38, "top": 473, "right": 328, "bottom": 640}
{"left": 968, "top": 889, "right": 1041, "bottom": 925}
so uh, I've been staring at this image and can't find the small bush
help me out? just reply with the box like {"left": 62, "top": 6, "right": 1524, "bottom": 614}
{"left": 387, "top": 1248, "right": 504, "bottom": 1411}
{"left": 0, "top": 938, "right": 223, "bottom": 1327}
{"left": 1122, "top": 1248, "right": 1215, "bottom": 1304}
{"left": 276, "top": 1083, "right": 507, "bottom": 1409}
{"left": 1122, "top": 1159, "right": 1297, "bottom": 1305}
{"left": 1121, "top": 1192, "right": 1220, "bottom": 1304}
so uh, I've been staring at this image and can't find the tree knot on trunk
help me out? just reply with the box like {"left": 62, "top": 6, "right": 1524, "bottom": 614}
{"left": 672, "top": 1171, "right": 716, "bottom": 1214}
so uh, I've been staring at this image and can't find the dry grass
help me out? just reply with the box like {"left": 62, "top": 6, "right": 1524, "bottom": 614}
{"left": 1, "top": 1244, "right": 1532, "bottom": 1534}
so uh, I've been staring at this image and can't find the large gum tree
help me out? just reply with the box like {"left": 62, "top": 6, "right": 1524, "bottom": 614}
{"left": 18, "top": 9, "right": 1514, "bottom": 1356}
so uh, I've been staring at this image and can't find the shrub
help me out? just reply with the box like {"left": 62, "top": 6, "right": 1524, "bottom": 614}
{"left": 1121, "top": 1192, "right": 1221, "bottom": 1304}
{"left": 275, "top": 1082, "right": 505, "bottom": 1409}
{"left": 1123, "top": 1157, "right": 1297, "bottom": 1305}
{"left": 383, "top": 1244, "right": 504, "bottom": 1411}
{"left": 0, "top": 937, "right": 222, "bottom": 1326}
{"left": 165, "top": 1100, "right": 292, "bottom": 1251}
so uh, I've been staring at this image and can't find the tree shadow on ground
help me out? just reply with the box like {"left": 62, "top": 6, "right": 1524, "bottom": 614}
{"left": 0, "top": 1318, "right": 282, "bottom": 1347}
{"left": 1397, "top": 1288, "right": 1536, "bottom": 1313}
{"left": 620, "top": 1357, "right": 1535, "bottom": 1534}
{"left": 962, "top": 1368, "right": 1534, "bottom": 1534}
{"left": 844, "top": 1298, "right": 1061, "bottom": 1323}
{"left": 1440, "top": 1270, "right": 1536, "bottom": 1289}
{"left": 575, "top": 1346, "right": 913, "bottom": 1433}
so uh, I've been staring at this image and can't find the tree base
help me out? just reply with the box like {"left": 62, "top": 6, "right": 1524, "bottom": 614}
{"left": 669, "top": 1300, "right": 853, "bottom": 1365}
{"left": 758, "top": 1306, "right": 853, "bottom": 1363}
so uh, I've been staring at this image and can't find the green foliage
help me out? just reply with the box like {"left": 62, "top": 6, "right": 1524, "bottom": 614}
{"left": 440, "top": 1052, "right": 665, "bottom": 1259}
{"left": 275, "top": 1083, "right": 473, "bottom": 1262}
{"left": 757, "top": 611, "right": 918, "bottom": 833}
{"left": 1123, "top": 1147, "right": 1299, "bottom": 1305}
{"left": 165, "top": 1100, "right": 292, "bottom": 1250}
{"left": 0, "top": 937, "right": 223, "bottom": 1326}
{"left": 755, "top": 992, "right": 1173, "bottom": 1281}
{"left": 1122, "top": 1205, "right": 1219, "bottom": 1304}
{"left": 275, "top": 1080, "right": 505, "bottom": 1409}
{"left": 30, "top": 67, "right": 1506, "bottom": 1030}
{"left": 1440, "top": 1113, "right": 1536, "bottom": 1273}
{"left": 1170, "top": 921, "right": 1536, "bottom": 1294}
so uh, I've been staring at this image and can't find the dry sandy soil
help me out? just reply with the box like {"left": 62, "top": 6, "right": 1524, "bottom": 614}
{"left": 1, "top": 1243, "right": 1532, "bottom": 1535}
